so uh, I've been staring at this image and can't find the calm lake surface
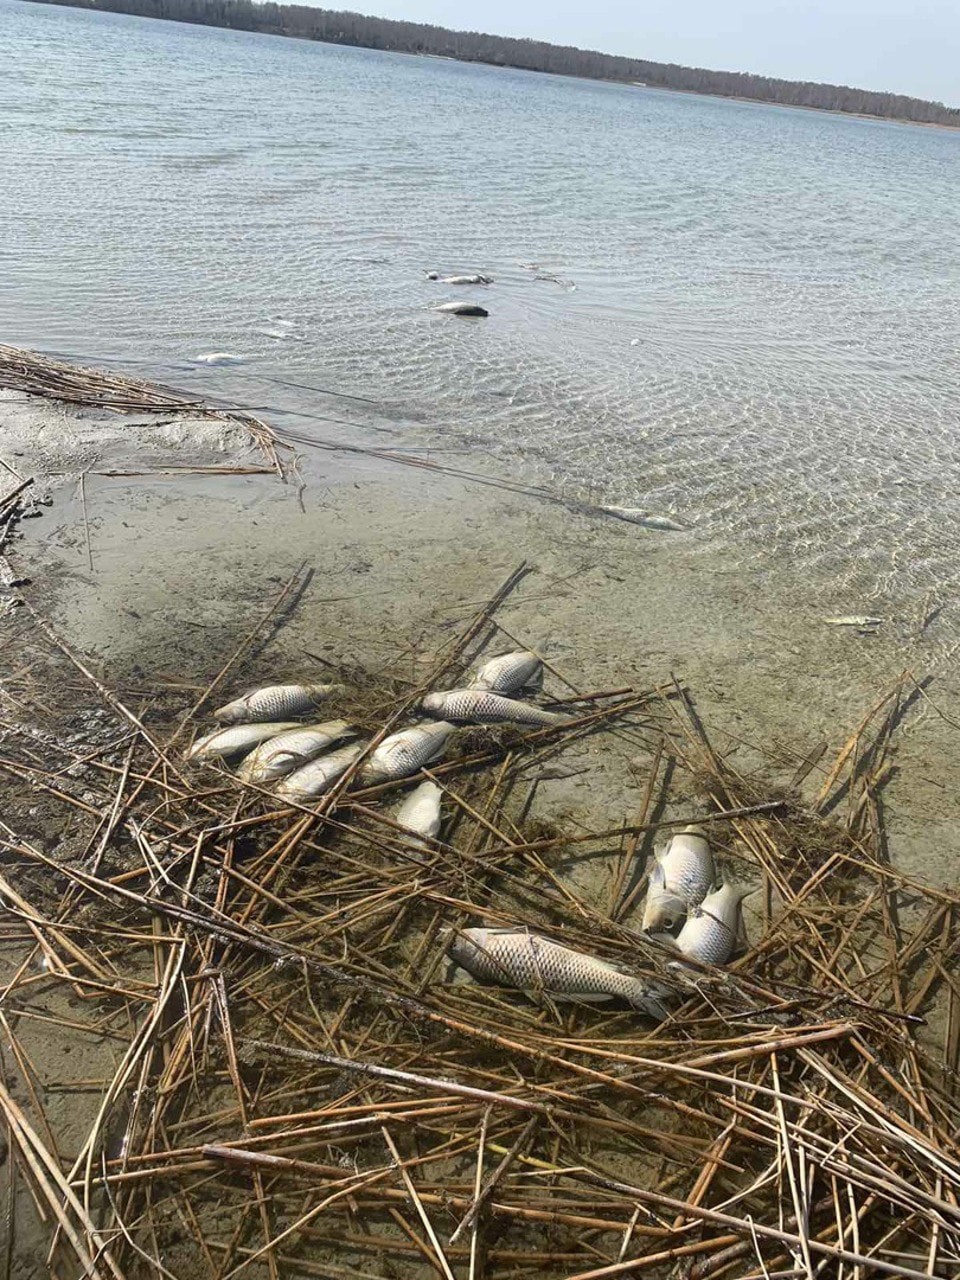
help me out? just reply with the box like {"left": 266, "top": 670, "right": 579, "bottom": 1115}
{"left": 3, "top": 0, "right": 960, "bottom": 639}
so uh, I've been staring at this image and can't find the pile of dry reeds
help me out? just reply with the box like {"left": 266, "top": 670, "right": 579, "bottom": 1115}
{"left": 1, "top": 559, "right": 959, "bottom": 1280}
{"left": 0, "top": 344, "right": 289, "bottom": 478}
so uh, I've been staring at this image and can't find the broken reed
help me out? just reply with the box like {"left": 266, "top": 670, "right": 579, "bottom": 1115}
{"left": 1, "top": 561, "right": 959, "bottom": 1280}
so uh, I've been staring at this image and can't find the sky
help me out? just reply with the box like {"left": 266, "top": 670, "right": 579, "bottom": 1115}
{"left": 344, "top": 0, "right": 960, "bottom": 106}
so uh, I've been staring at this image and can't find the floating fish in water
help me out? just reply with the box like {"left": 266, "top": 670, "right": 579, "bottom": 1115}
{"left": 193, "top": 351, "right": 246, "bottom": 365}
{"left": 468, "top": 650, "right": 543, "bottom": 695}
{"left": 641, "top": 825, "right": 715, "bottom": 933}
{"left": 674, "top": 882, "right": 747, "bottom": 966}
{"left": 186, "top": 721, "right": 300, "bottom": 763}
{"left": 275, "top": 742, "right": 366, "bottom": 803}
{"left": 598, "top": 506, "right": 685, "bottom": 532}
{"left": 393, "top": 779, "right": 443, "bottom": 843}
{"left": 361, "top": 721, "right": 456, "bottom": 784}
{"left": 213, "top": 684, "right": 341, "bottom": 725}
{"left": 434, "top": 301, "right": 489, "bottom": 317}
{"left": 426, "top": 272, "right": 492, "bottom": 285}
{"left": 421, "top": 689, "right": 567, "bottom": 728}
{"left": 237, "top": 720, "right": 354, "bottom": 784}
{"left": 448, "top": 927, "right": 671, "bottom": 1019}
{"left": 823, "top": 616, "right": 883, "bottom": 627}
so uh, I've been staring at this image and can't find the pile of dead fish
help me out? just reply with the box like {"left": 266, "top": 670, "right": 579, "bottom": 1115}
{"left": 186, "top": 653, "right": 745, "bottom": 1020}
{"left": 186, "top": 649, "right": 563, "bottom": 831}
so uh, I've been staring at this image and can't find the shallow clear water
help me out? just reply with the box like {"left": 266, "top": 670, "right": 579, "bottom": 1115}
{"left": 3, "top": 0, "right": 960, "bottom": 636}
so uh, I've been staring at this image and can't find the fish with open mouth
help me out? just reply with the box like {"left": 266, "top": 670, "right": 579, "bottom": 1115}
{"left": 274, "top": 741, "right": 366, "bottom": 803}
{"left": 447, "top": 927, "right": 671, "bottom": 1018}
{"left": 641, "top": 825, "right": 715, "bottom": 933}
{"left": 674, "top": 882, "right": 747, "bottom": 966}
{"left": 186, "top": 722, "right": 301, "bottom": 763}
{"left": 421, "top": 689, "right": 567, "bottom": 728}
{"left": 213, "top": 683, "right": 341, "bottom": 725}
{"left": 237, "top": 720, "right": 355, "bottom": 785}
{"left": 468, "top": 650, "right": 543, "bottom": 695}
{"left": 360, "top": 721, "right": 456, "bottom": 784}
{"left": 393, "top": 779, "right": 443, "bottom": 843}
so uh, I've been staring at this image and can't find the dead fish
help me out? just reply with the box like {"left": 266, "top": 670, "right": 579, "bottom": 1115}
{"left": 674, "top": 882, "right": 747, "bottom": 966}
{"left": 598, "top": 505, "right": 685, "bottom": 532}
{"left": 193, "top": 351, "right": 246, "bottom": 365}
{"left": 823, "top": 615, "right": 883, "bottom": 627}
{"left": 393, "top": 779, "right": 443, "bottom": 842}
{"left": 434, "top": 301, "right": 489, "bottom": 317}
{"left": 275, "top": 742, "right": 366, "bottom": 803}
{"left": 361, "top": 721, "right": 456, "bottom": 784}
{"left": 213, "top": 683, "right": 341, "bottom": 725}
{"left": 186, "top": 721, "right": 301, "bottom": 763}
{"left": 641, "top": 825, "right": 715, "bottom": 933}
{"left": 237, "top": 720, "right": 354, "bottom": 784}
{"left": 468, "top": 650, "right": 543, "bottom": 695}
{"left": 448, "top": 928, "right": 671, "bottom": 1018}
{"left": 421, "top": 689, "right": 568, "bottom": 728}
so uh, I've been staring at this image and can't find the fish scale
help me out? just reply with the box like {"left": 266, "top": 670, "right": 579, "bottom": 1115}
{"left": 275, "top": 741, "right": 365, "bottom": 802}
{"left": 213, "top": 683, "right": 340, "bottom": 725}
{"left": 422, "top": 689, "right": 567, "bottom": 727}
{"left": 675, "top": 882, "right": 746, "bottom": 965}
{"left": 641, "top": 826, "right": 715, "bottom": 932}
{"left": 468, "top": 650, "right": 542, "bottom": 695}
{"left": 361, "top": 721, "right": 456, "bottom": 784}
{"left": 448, "top": 927, "right": 671, "bottom": 1018}
{"left": 237, "top": 720, "right": 354, "bottom": 784}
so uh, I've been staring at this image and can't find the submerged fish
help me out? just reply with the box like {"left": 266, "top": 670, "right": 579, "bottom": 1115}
{"left": 237, "top": 720, "right": 354, "bottom": 784}
{"left": 823, "top": 616, "right": 883, "bottom": 627}
{"left": 468, "top": 650, "right": 543, "bottom": 695}
{"left": 426, "top": 271, "right": 492, "bottom": 284}
{"left": 186, "top": 721, "right": 300, "bottom": 763}
{"left": 213, "top": 683, "right": 341, "bottom": 725}
{"left": 598, "top": 506, "right": 686, "bottom": 532}
{"left": 361, "top": 721, "right": 456, "bottom": 784}
{"left": 448, "top": 927, "right": 671, "bottom": 1019}
{"left": 674, "top": 882, "right": 747, "bottom": 966}
{"left": 393, "top": 780, "right": 443, "bottom": 842}
{"left": 421, "top": 689, "right": 567, "bottom": 728}
{"left": 434, "top": 301, "right": 489, "bottom": 317}
{"left": 641, "top": 825, "right": 715, "bottom": 933}
{"left": 275, "top": 742, "right": 366, "bottom": 803}
{"left": 193, "top": 351, "right": 246, "bottom": 365}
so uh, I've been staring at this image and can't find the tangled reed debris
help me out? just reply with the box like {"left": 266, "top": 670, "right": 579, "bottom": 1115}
{"left": 0, "top": 557, "right": 958, "bottom": 1280}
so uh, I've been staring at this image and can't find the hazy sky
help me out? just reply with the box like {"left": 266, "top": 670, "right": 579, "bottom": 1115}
{"left": 350, "top": 1, "right": 960, "bottom": 106}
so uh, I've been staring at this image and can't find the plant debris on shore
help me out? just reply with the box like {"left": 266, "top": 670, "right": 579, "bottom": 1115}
{"left": 1, "top": 530, "right": 959, "bottom": 1280}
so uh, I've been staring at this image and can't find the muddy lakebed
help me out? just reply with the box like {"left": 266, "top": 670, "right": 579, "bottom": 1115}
{"left": 2, "top": 372, "right": 960, "bottom": 1277}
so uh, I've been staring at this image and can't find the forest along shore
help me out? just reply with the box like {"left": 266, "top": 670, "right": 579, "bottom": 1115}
{"left": 27, "top": 0, "right": 960, "bottom": 128}
{"left": 0, "top": 353, "right": 958, "bottom": 895}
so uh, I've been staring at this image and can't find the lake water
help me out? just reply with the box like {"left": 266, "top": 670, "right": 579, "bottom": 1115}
{"left": 3, "top": 0, "right": 960, "bottom": 647}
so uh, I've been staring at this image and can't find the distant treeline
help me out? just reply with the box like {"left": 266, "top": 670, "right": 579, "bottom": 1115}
{"left": 30, "top": 0, "right": 960, "bottom": 126}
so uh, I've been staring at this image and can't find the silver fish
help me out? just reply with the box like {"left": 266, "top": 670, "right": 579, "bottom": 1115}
{"left": 823, "top": 616, "right": 883, "bottom": 627}
{"left": 599, "top": 505, "right": 685, "bottom": 532}
{"left": 213, "top": 683, "right": 341, "bottom": 724}
{"left": 674, "top": 882, "right": 746, "bottom": 966}
{"left": 468, "top": 650, "right": 543, "bottom": 695}
{"left": 641, "top": 825, "right": 715, "bottom": 933}
{"left": 426, "top": 271, "right": 492, "bottom": 284}
{"left": 448, "top": 927, "right": 670, "bottom": 1019}
{"left": 421, "top": 689, "right": 567, "bottom": 728}
{"left": 236, "top": 720, "right": 354, "bottom": 784}
{"left": 393, "top": 780, "right": 443, "bottom": 842}
{"left": 361, "top": 721, "right": 456, "bottom": 784}
{"left": 186, "top": 721, "right": 301, "bottom": 763}
{"left": 275, "top": 742, "right": 366, "bottom": 803}
{"left": 434, "top": 301, "right": 489, "bottom": 317}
